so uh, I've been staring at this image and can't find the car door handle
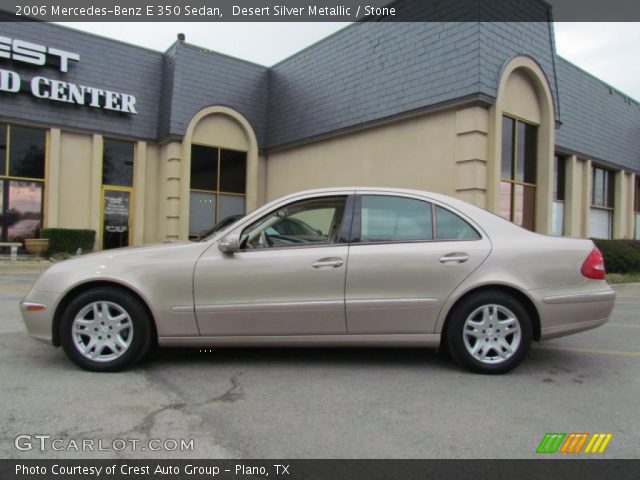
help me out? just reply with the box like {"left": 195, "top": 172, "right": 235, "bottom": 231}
{"left": 439, "top": 253, "right": 470, "bottom": 264}
{"left": 312, "top": 258, "right": 344, "bottom": 269}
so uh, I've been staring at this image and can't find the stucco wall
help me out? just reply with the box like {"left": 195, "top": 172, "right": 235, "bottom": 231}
{"left": 265, "top": 109, "right": 461, "bottom": 202}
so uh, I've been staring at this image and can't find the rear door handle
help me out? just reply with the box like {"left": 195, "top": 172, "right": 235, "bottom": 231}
{"left": 312, "top": 258, "right": 344, "bottom": 269}
{"left": 439, "top": 253, "right": 469, "bottom": 264}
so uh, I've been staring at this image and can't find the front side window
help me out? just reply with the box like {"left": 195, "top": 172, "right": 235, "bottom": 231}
{"left": 241, "top": 196, "right": 346, "bottom": 249}
{"left": 499, "top": 116, "right": 537, "bottom": 231}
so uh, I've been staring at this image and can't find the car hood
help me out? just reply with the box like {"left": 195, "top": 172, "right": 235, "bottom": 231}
{"left": 31, "top": 241, "right": 209, "bottom": 294}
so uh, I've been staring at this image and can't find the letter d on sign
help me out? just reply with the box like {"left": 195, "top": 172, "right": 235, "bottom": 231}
{"left": 0, "top": 69, "right": 20, "bottom": 92}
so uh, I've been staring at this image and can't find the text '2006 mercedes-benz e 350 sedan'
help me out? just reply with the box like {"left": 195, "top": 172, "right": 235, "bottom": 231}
{"left": 21, "top": 188, "right": 615, "bottom": 374}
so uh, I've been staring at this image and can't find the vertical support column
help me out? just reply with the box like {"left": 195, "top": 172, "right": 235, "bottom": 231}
{"left": 132, "top": 141, "right": 147, "bottom": 246}
{"left": 581, "top": 159, "right": 592, "bottom": 238}
{"left": 45, "top": 129, "right": 61, "bottom": 228}
{"left": 162, "top": 142, "right": 182, "bottom": 241}
{"left": 245, "top": 147, "right": 259, "bottom": 212}
{"left": 257, "top": 154, "right": 268, "bottom": 207}
{"left": 454, "top": 106, "right": 489, "bottom": 208}
{"left": 486, "top": 106, "right": 500, "bottom": 214}
{"left": 535, "top": 121, "right": 554, "bottom": 236}
{"left": 90, "top": 135, "right": 103, "bottom": 250}
{"left": 613, "top": 170, "right": 626, "bottom": 239}
{"left": 626, "top": 173, "right": 636, "bottom": 239}
{"left": 564, "top": 155, "right": 580, "bottom": 237}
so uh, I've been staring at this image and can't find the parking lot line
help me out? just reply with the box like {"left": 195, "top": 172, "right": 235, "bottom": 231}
{"left": 535, "top": 345, "right": 640, "bottom": 357}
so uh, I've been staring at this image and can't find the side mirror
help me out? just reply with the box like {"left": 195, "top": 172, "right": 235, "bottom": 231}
{"left": 218, "top": 235, "right": 240, "bottom": 254}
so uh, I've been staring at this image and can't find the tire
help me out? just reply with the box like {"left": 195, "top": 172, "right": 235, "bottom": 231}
{"left": 59, "top": 287, "right": 154, "bottom": 372}
{"left": 446, "top": 291, "right": 532, "bottom": 374}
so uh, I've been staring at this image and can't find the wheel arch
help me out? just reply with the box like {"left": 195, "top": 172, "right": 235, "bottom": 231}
{"left": 52, "top": 280, "right": 158, "bottom": 347}
{"left": 440, "top": 284, "right": 541, "bottom": 346}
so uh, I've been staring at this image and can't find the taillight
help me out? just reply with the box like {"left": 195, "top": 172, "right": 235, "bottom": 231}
{"left": 581, "top": 247, "right": 606, "bottom": 280}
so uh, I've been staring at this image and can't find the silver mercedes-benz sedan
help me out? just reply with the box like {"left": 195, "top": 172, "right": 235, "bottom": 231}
{"left": 21, "top": 188, "right": 615, "bottom": 374}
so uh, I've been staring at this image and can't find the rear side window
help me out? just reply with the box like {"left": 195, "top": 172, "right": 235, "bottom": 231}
{"left": 360, "top": 195, "right": 432, "bottom": 242}
{"left": 435, "top": 206, "right": 480, "bottom": 240}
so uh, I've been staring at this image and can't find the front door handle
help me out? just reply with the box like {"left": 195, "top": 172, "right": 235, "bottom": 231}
{"left": 440, "top": 253, "right": 469, "bottom": 264}
{"left": 312, "top": 257, "right": 344, "bottom": 269}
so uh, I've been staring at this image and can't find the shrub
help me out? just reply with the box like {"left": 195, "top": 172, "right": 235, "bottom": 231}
{"left": 40, "top": 228, "right": 96, "bottom": 256}
{"left": 592, "top": 239, "right": 640, "bottom": 274}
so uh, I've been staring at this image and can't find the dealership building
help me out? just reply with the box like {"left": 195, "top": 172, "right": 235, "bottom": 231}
{"left": 0, "top": 16, "right": 639, "bottom": 250}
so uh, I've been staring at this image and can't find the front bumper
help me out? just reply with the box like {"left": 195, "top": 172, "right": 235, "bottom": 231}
{"left": 20, "top": 289, "right": 60, "bottom": 344}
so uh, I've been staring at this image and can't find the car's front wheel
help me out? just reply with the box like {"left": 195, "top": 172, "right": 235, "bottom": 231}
{"left": 446, "top": 291, "right": 532, "bottom": 374}
{"left": 60, "top": 287, "right": 153, "bottom": 372}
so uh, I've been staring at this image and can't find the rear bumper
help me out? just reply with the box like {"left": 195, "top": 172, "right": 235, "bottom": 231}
{"left": 539, "top": 289, "right": 615, "bottom": 341}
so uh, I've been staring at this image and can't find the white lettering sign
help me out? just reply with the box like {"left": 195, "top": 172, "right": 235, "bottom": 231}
{"left": 0, "top": 36, "right": 137, "bottom": 114}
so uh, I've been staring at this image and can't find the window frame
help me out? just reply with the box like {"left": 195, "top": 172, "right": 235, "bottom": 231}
{"left": 189, "top": 143, "right": 248, "bottom": 236}
{"left": 0, "top": 123, "right": 47, "bottom": 243}
{"left": 591, "top": 165, "right": 615, "bottom": 211}
{"left": 1, "top": 123, "right": 47, "bottom": 182}
{"left": 102, "top": 137, "right": 135, "bottom": 188}
{"left": 351, "top": 194, "right": 483, "bottom": 245}
{"left": 499, "top": 115, "right": 538, "bottom": 231}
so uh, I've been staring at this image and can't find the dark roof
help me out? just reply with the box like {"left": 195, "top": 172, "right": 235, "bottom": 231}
{"left": 0, "top": 21, "right": 163, "bottom": 140}
{"left": 0, "top": 18, "right": 638, "bottom": 172}
{"left": 555, "top": 57, "right": 640, "bottom": 171}
{"left": 265, "top": 21, "right": 559, "bottom": 149}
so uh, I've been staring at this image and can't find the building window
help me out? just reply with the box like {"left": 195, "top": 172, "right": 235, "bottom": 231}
{"left": 499, "top": 116, "right": 537, "bottom": 231}
{"left": 589, "top": 165, "right": 615, "bottom": 239}
{"left": 102, "top": 139, "right": 134, "bottom": 250}
{"left": 103, "top": 139, "right": 134, "bottom": 187}
{"left": 189, "top": 145, "right": 247, "bottom": 237}
{"left": 552, "top": 155, "right": 566, "bottom": 236}
{"left": 0, "top": 123, "right": 46, "bottom": 244}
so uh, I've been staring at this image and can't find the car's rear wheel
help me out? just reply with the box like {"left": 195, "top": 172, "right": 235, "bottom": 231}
{"left": 446, "top": 291, "right": 532, "bottom": 374}
{"left": 60, "top": 287, "right": 153, "bottom": 372}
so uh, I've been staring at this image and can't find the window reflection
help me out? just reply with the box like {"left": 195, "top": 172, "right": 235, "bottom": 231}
{"left": 5, "top": 181, "right": 43, "bottom": 242}
{"left": 103, "top": 139, "right": 134, "bottom": 187}
{"left": 1, "top": 122, "right": 46, "bottom": 244}
{"left": 500, "top": 115, "right": 537, "bottom": 231}
{"left": 8, "top": 126, "right": 45, "bottom": 179}
{"left": 189, "top": 146, "right": 247, "bottom": 237}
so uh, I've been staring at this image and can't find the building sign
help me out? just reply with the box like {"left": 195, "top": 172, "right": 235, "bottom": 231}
{"left": 0, "top": 36, "right": 138, "bottom": 114}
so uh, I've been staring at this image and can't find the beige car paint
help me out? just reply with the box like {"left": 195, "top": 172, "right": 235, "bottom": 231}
{"left": 21, "top": 187, "right": 615, "bottom": 349}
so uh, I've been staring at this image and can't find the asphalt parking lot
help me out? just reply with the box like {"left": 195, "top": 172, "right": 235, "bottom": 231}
{"left": 1, "top": 265, "right": 638, "bottom": 459}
